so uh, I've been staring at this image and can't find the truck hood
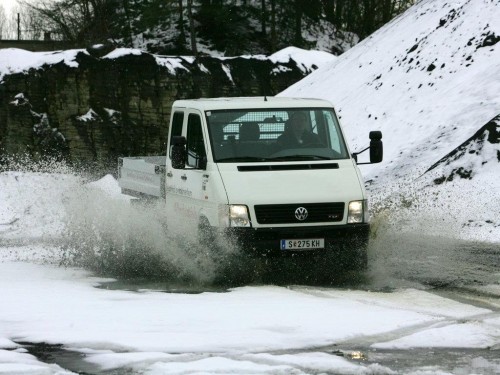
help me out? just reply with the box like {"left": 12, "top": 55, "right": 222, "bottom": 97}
{"left": 216, "top": 160, "right": 365, "bottom": 205}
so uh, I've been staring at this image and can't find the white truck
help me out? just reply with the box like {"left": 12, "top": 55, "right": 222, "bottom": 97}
{"left": 118, "top": 97, "right": 382, "bottom": 270}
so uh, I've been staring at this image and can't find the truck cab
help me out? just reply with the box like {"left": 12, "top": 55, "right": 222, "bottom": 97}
{"left": 119, "top": 97, "right": 382, "bottom": 269}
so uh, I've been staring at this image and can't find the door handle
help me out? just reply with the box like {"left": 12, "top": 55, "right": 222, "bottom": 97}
{"left": 166, "top": 171, "right": 173, "bottom": 178}
{"left": 181, "top": 174, "right": 187, "bottom": 181}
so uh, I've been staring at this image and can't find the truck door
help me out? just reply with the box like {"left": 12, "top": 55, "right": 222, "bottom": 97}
{"left": 165, "top": 110, "right": 208, "bottom": 233}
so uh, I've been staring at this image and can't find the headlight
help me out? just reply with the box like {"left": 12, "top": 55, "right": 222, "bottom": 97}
{"left": 347, "top": 200, "right": 367, "bottom": 223}
{"left": 228, "top": 205, "right": 251, "bottom": 227}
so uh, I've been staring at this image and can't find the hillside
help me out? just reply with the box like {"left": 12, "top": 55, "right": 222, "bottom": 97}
{"left": 281, "top": 0, "right": 500, "bottom": 242}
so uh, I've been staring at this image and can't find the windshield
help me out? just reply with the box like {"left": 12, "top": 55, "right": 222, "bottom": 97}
{"left": 206, "top": 108, "right": 349, "bottom": 162}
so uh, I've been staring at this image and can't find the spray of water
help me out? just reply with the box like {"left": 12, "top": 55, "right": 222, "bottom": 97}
{"left": 365, "top": 173, "right": 499, "bottom": 290}
{"left": 1, "top": 155, "right": 249, "bottom": 285}
{"left": 60, "top": 181, "right": 254, "bottom": 285}
{"left": 4, "top": 155, "right": 495, "bottom": 289}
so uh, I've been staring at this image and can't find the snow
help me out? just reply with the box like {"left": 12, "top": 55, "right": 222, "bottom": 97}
{"left": 269, "top": 46, "right": 337, "bottom": 73}
{"left": 87, "top": 174, "right": 130, "bottom": 199}
{"left": 373, "top": 321, "right": 500, "bottom": 349}
{"left": 0, "top": 348, "right": 74, "bottom": 374}
{"left": 0, "top": 46, "right": 335, "bottom": 82}
{"left": 279, "top": 0, "right": 500, "bottom": 242}
{"left": 0, "top": 257, "right": 494, "bottom": 374}
{"left": 0, "top": 261, "right": 443, "bottom": 352}
{"left": 0, "top": 171, "right": 80, "bottom": 241}
{"left": 155, "top": 56, "right": 190, "bottom": 74}
{"left": 75, "top": 109, "right": 99, "bottom": 122}
{"left": 102, "top": 48, "right": 143, "bottom": 59}
{"left": 221, "top": 64, "right": 234, "bottom": 83}
{"left": 0, "top": 48, "right": 86, "bottom": 82}
{"left": 0, "top": 0, "right": 500, "bottom": 373}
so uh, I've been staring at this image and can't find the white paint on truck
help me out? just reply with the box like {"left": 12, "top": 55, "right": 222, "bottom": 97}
{"left": 118, "top": 97, "right": 382, "bottom": 267}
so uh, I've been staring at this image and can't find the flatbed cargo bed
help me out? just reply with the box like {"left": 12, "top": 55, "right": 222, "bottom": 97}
{"left": 118, "top": 156, "right": 166, "bottom": 198}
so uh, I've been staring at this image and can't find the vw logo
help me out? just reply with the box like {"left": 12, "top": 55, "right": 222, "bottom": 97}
{"left": 295, "top": 207, "right": 308, "bottom": 221}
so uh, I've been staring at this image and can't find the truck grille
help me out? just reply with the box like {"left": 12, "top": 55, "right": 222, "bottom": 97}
{"left": 254, "top": 203, "right": 345, "bottom": 224}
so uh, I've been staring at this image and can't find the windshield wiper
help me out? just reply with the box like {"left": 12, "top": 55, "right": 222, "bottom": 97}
{"left": 217, "top": 156, "right": 273, "bottom": 162}
{"left": 267, "top": 155, "right": 332, "bottom": 161}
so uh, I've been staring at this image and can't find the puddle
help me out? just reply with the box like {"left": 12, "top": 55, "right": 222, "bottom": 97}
{"left": 16, "top": 342, "right": 103, "bottom": 375}
{"left": 345, "top": 347, "right": 500, "bottom": 374}
{"left": 14, "top": 340, "right": 500, "bottom": 374}
{"left": 96, "top": 278, "right": 230, "bottom": 294}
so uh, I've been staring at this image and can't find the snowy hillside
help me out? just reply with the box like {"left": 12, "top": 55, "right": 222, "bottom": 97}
{"left": 281, "top": 0, "right": 500, "bottom": 242}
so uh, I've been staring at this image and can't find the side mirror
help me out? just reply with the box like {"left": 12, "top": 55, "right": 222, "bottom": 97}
{"left": 171, "top": 136, "right": 187, "bottom": 169}
{"left": 198, "top": 156, "right": 207, "bottom": 170}
{"left": 369, "top": 131, "right": 383, "bottom": 164}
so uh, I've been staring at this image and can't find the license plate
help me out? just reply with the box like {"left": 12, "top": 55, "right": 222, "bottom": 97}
{"left": 280, "top": 238, "right": 325, "bottom": 250}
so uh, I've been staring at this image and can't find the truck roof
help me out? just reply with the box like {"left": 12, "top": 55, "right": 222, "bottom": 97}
{"left": 172, "top": 96, "right": 335, "bottom": 111}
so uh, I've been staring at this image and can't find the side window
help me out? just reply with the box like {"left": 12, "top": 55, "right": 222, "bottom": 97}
{"left": 169, "top": 111, "right": 184, "bottom": 157}
{"left": 186, "top": 114, "right": 207, "bottom": 168}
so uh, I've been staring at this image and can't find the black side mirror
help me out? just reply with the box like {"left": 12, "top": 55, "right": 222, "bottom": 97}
{"left": 198, "top": 156, "right": 207, "bottom": 170}
{"left": 171, "top": 136, "right": 187, "bottom": 169}
{"left": 369, "top": 131, "right": 383, "bottom": 164}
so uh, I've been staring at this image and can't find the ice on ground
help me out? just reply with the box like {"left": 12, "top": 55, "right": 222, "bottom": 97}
{"left": 373, "top": 320, "right": 500, "bottom": 349}
{"left": 242, "top": 352, "right": 394, "bottom": 375}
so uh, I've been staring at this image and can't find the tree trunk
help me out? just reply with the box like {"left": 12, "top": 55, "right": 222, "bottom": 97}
{"left": 270, "top": 0, "right": 276, "bottom": 50}
{"left": 178, "top": 0, "right": 186, "bottom": 47}
{"left": 261, "top": 0, "right": 266, "bottom": 36}
{"left": 294, "top": 0, "right": 302, "bottom": 47}
{"left": 187, "top": 0, "right": 197, "bottom": 56}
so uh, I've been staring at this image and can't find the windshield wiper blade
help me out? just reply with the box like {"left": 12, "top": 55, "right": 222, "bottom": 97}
{"left": 217, "top": 156, "right": 272, "bottom": 162}
{"left": 267, "top": 155, "right": 332, "bottom": 161}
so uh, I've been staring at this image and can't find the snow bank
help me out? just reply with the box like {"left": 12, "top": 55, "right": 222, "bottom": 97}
{"left": 0, "top": 48, "right": 86, "bottom": 82}
{"left": 269, "top": 46, "right": 337, "bottom": 73}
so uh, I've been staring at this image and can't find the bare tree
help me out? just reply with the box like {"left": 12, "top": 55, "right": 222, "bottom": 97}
{"left": 20, "top": 2, "right": 46, "bottom": 40}
{"left": 0, "top": 5, "right": 6, "bottom": 39}
{"left": 22, "top": 0, "right": 120, "bottom": 45}
{"left": 0, "top": 4, "right": 21, "bottom": 40}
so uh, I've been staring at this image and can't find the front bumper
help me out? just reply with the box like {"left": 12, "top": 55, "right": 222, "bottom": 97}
{"left": 224, "top": 223, "right": 370, "bottom": 257}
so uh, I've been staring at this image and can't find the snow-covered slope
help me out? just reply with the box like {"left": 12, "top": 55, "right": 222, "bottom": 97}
{"left": 281, "top": 0, "right": 500, "bottom": 242}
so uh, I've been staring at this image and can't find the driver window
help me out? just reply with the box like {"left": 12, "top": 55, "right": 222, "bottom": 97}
{"left": 186, "top": 114, "right": 206, "bottom": 168}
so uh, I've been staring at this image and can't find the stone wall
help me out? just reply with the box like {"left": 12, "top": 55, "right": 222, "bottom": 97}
{"left": 0, "top": 48, "right": 308, "bottom": 172}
